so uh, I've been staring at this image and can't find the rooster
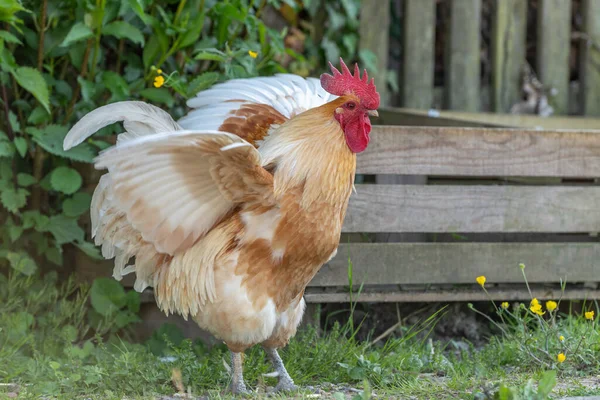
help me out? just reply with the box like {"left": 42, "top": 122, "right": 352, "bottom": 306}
{"left": 63, "top": 59, "right": 380, "bottom": 394}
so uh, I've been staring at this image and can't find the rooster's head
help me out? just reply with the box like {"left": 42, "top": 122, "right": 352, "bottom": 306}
{"left": 320, "top": 58, "right": 380, "bottom": 153}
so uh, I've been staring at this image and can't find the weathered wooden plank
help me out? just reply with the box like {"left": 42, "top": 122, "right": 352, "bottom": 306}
{"left": 303, "top": 288, "right": 600, "bottom": 303}
{"left": 311, "top": 243, "right": 600, "bottom": 287}
{"left": 537, "top": 0, "right": 571, "bottom": 115}
{"left": 491, "top": 0, "right": 527, "bottom": 113}
{"left": 580, "top": 0, "right": 600, "bottom": 116}
{"left": 445, "top": 0, "right": 481, "bottom": 111}
{"left": 401, "top": 0, "right": 435, "bottom": 109}
{"left": 343, "top": 185, "right": 600, "bottom": 233}
{"left": 359, "top": 0, "right": 390, "bottom": 106}
{"left": 377, "top": 108, "right": 600, "bottom": 130}
{"left": 358, "top": 126, "right": 600, "bottom": 177}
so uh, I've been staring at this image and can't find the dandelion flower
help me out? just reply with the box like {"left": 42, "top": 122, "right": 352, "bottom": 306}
{"left": 157, "top": 69, "right": 163, "bottom": 74}
{"left": 559, "top": 335, "right": 565, "bottom": 342}
{"left": 546, "top": 300, "right": 558, "bottom": 312}
{"left": 501, "top": 302, "right": 509, "bottom": 310}
{"left": 585, "top": 310, "right": 595, "bottom": 320}
{"left": 557, "top": 353, "right": 566, "bottom": 363}
{"left": 153, "top": 75, "right": 165, "bottom": 88}
{"left": 476, "top": 276, "right": 486, "bottom": 287}
{"left": 248, "top": 50, "right": 258, "bottom": 58}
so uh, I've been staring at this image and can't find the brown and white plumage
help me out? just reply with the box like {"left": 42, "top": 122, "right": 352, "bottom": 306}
{"left": 63, "top": 62, "right": 379, "bottom": 394}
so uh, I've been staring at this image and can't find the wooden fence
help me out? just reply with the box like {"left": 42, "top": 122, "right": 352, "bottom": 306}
{"left": 364, "top": 0, "right": 600, "bottom": 116}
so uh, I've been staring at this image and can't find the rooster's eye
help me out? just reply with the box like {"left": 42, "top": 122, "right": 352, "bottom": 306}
{"left": 346, "top": 102, "right": 356, "bottom": 110}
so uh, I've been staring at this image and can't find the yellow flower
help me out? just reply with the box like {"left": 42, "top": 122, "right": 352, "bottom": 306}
{"left": 157, "top": 69, "right": 163, "bottom": 74}
{"left": 530, "top": 298, "right": 545, "bottom": 316}
{"left": 248, "top": 50, "right": 258, "bottom": 58}
{"left": 546, "top": 301, "right": 558, "bottom": 312}
{"left": 557, "top": 353, "right": 566, "bottom": 363}
{"left": 501, "top": 302, "right": 509, "bottom": 310}
{"left": 585, "top": 310, "right": 595, "bottom": 320}
{"left": 153, "top": 75, "right": 165, "bottom": 88}
{"left": 559, "top": 335, "right": 565, "bottom": 342}
{"left": 476, "top": 276, "right": 486, "bottom": 287}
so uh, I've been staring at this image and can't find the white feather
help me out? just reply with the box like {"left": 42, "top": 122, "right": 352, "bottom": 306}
{"left": 63, "top": 101, "right": 181, "bottom": 150}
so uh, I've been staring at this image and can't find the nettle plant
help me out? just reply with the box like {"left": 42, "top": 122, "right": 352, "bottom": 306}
{"left": 0, "top": 0, "right": 310, "bottom": 287}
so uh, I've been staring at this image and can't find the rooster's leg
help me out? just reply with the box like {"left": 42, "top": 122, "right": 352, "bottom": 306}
{"left": 264, "top": 347, "right": 297, "bottom": 392}
{"left": 230, "top": 351, "right": 250, "bottom": 395}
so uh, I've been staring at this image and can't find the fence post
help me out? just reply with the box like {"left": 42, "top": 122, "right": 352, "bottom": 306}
{"left": 401, "top": 0, "right": 435, "bottom": 109}
{"left": 359, "top": 0, "right": 390, "bottom": 107}
{"left": 491, "top": 0, "right": 527, "bottom": 113}
{"left": 445, "top": 0, "right": 481, "bottom": 112}
{"left": 537, "top": 0, "right": 572, "bottom": 115}
{"left": 580, "top": 0, "right": 600, "bottom": 116}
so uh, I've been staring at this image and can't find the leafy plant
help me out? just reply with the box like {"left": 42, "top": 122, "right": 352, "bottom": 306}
{"left": 1, "top": 0, "right": 354, "bottom": 281}
{"left": 470, "top": 264, "right": 599, "bottom": 370}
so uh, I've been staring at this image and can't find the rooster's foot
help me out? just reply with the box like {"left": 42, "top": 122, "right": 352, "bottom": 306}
{"left": 263, "top": 347, "right": 298, "bottom": 393}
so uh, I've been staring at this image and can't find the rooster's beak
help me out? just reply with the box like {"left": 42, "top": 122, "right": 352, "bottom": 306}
{"left": 367, "top": 110, "right": 379, "bottom": 117}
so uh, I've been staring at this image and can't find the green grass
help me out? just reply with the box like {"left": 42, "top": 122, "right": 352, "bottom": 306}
{"left": 0, "top": 273, "right": 599, "bottom": 399}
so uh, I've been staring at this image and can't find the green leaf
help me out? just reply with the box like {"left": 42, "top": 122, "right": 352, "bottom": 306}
{"left": 139, "top": 87, "right": 174, "bottom": 107}
{"left": 103, "top": 21, "right": 144, "bottom": 45}
{"left": 179, "top": 12, "right": 205, "bottom": 49}
{"left": 29, "top": 125, "right": 96, "bottom": 163}
{"left": 90, "top": 278, "right": 126, "bottom": 316}
{"left": 48, "top": 214, "right": 85, "bottom": 244}
{"left": 126, "top": 0, "right": 146, "bottom": 19}
{"left": 9, "top": 110, "right": 19, "bottom": 133}
{"left": 27, "top": 106, "right": 50, "bottom": 124}
{"left": 537, "top": 370, "right": 557, "bottom": 399}
{"left": 0, "top": 31, "right": 22, "bottom": 45}
{"left": 13, "top": 137, "right": 26, "bottom": 157}
{"left": 61, "top": 22, "right": 93, "bottom": 47}
{"left": 1, "top": 187, "right": 28, "bottom": 213}
{"left": 124, "top": 290, "right": 140, "bottom": 313}
{"left": 8, "top": 224, "right": 23, "bottom": 242}
{"left": 21, "top": 210, "right": 50, "bottom": 232}
{"left": 74, "top": 241, "right": 103, "bottom": 260}
{"left": 63, "top": 192, "right": 92, "bottom": 217}
{"left": 0, "top": 141, "right": 14, "bottom": 158}
{"left": 6, "top": 252, "right": 37, "bottom": 276}
{"left": 17, "top": 173, "right": 36, "bottom": 187}
{"left": 45, "top": 245, "right": 63, "bottom": 266}
{"left": 142, "top": 35, "right": 160, "bottom": 70}
{"left": 194, "top": 49, "right": 227, "bottom": 62}
{"left": 340, "top": 0, "right": 359, "bottom": 20}
{"left": 101, "top": 71, "right": 130, "bottom": 101}
{"left": 186, "top": 72, "right": 219, "bottom": 97}
{"left": 50, "top": 166, "right": 82, "bottom": 195}
{"left": 11, "top": 67, "right": 50, "bottom": 113}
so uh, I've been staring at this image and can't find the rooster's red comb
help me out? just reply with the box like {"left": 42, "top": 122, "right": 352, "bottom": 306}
{"left": 319, "top": 58, "right": 380, "bottom": 110}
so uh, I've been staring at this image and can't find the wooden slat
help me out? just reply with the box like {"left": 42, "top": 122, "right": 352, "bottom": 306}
{"left": 359, "top": 0, "right": 390, "bottom": 106}
{"left": 358, "top": 126, "right": 600, "bottom": 177}
{"left": 580, "top": 0, "right": 600, "bottom": 116}
{"left": 445, "top": 0, "right": 481, "bottom": 112}
{"left": 312, "top": 243, "right": 600, "bottom": 287}
{"left": 401, "top": 0, "right": 435, "bottom": 109}
{"left": 343, "top": 185, "right": 600, "bottom": 233}
{"left": 491, "top": 0, "right": 527, "bottom": 113}
{"left": 304, "top": 288, "right": 600, "bottom": 303}
{"left": 537, "top": 0, "right": 572, "bottom": 115}
{"left": 377, "top": 108, "right": 600, "bottom": 130}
